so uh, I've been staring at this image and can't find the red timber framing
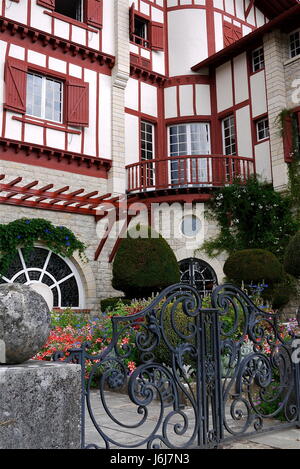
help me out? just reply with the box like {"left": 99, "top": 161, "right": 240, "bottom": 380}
{"left": 0, "top": 18, "right": 115, "bottom": 71}
{"left": 0, "top": 137, "right": 111, "bottom": 178}
{"left": 0, "top": 174, "right": 114, "bottom": 216}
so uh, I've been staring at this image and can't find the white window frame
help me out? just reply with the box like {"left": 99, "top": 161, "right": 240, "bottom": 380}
{"left": 26, "top": 72, "right": 63, "bottom": 124}
{"left": 222, "top": 115, "right": 236, "bottom": 156}
{"left": 168, "top": 123, "right": 211, "bottom": 186}
{"left": 256, "top": 117, "right": 269, "bottom": 141}
{"left": 141, "top": 121, "right": 155, "bottom": 161}
{"left": 252, "top": 46, "right": 265, "bottom": 72}
{"left": 0, "top": 246, "right": 85, "bottom": 309}
{"left": 289, "top": 29, "right": 300, "bottom": 59}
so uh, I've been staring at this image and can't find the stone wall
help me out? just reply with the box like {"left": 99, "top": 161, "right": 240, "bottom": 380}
{"left": 0, "top": 361, "right": 81, "bottom": 449}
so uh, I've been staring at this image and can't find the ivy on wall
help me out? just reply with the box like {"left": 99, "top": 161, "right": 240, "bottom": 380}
{"left": 0, "top": 218, "right": 86, "bottom": 278}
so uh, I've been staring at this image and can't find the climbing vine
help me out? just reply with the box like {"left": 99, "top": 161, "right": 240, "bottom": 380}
{"left": 201, "top": 177, "right": 298, "bottom": 260}
{"left": 0, "top": 218, "right": 86, "bottom": 278}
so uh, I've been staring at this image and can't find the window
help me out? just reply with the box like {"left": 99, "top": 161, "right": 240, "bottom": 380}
{"left": 141, "top": 121, "right": 155, "bottom": 187}
{"left": 222, "top": 116, "right": 236, "bottom": 156}
{"left": 141, "top": 121, "right": 155, "bottom": 161}
{"left": 256, "top": 117, "right": 269, "bottom": 141}
{"left": 55, "top": 0, "right": 82, "bottom": 21}
{"left": 0, "top": 247, "right": 84, "bottom": 308}
{"left": 222, "top": 115, "right": 237, "bottom": 180}
{"left": 181, "top": 216, "right": 202, "bottom": 238}
{"left": 132, "top": 17, "right": 149, "bottom": 48}
{"left": 26, "top": 73, "right": 63, "bottom": 123}
{"left": 252, "top": 47, "right": 265, "bottom": 72}
{"left": 4, "top": 57, "right": 89, "bottom": 127}
{"left": 129, "top": 3, "right": 164, "bottom": 51}
{"left": 290, "top": 30, "right": 300, "bottom": 58}
{"left": 179, "top": 258, "right": 218, "bottom": 297}
{"left": 168, "top": 123, "right": 211, "bottom": 185}
{"left": 36, "top": 0, "right": 103, "bottom": 29}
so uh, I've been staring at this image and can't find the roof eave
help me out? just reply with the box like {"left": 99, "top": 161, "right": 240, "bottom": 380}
{"left": 191, "top": 3, "right": 300, "bottom": 72}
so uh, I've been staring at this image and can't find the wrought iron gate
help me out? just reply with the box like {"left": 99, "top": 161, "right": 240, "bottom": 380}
{"left": 56, "top": 283, "right": 300, "bottom": 449}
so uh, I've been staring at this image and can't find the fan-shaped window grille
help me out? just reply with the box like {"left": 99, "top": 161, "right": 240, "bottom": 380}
{"left": 0, "top": 247, "right": 84, "bottom": 308}
{"left": 179, "top": 258, "right": 218, "bottom": 297}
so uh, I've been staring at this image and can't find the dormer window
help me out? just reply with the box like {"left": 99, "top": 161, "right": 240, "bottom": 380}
{"left": 55, "top": 0, "right": 83, "bottom": 22}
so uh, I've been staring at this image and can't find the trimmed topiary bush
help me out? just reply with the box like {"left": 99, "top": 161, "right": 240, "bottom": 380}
{"left": 284, "top": 232, "right": 300, "bottom": 278}
{"left": 224, "top": 249, "right": 284, "bottom": 285}
{"left": 112, "top": 226, "right": 180, "bottom": 299}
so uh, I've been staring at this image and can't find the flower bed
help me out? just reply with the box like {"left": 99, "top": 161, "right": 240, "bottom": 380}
{"left": 33, "top": 299, "right": 152, "bottom": 377}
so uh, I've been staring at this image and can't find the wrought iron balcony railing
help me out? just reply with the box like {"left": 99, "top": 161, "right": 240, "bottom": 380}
{"left": 126, "top": 154, "right": 255, "bottom": 193}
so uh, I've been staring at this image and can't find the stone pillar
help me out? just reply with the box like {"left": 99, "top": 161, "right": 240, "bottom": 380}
{"left": 108, "top": 0, "right": 130, "bottom": 196}
{"left": 0, "top": 361, "right": 81, "bottom": 449}
{"left": 263, "top": 29, "right": 288, "bottom": 192}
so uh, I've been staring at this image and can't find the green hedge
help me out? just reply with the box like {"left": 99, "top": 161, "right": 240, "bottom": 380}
{"left": 112, "top": 225, "right": 180, "bottom": 299}
{"left": 224, "top": 249, "right": 284, "bottom": 285}
{"left": 284, "top": 232, "right": 300, "bottom": 278}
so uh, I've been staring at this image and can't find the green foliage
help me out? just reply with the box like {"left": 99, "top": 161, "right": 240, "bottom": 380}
{"left": 153, "top": 297, "right": 211, "bottom": 368}
{"left": 276, "top": 109, "right": 300, "bottom": 221}
{"left": 284, "top": 231, "right": 300, "bottom": 278}
{"left": 153, "top": 302, "right": 196, "bottom": 368}
{"left": 223, "top": 249, "right": 284, "bottom": 285}
{"left": 112, "top": 225, "right": 180, "bottom": 299}
{"left": 100, "top": 297, "right": 132, "bottom": 313}
{"left": 0, "top": 218, "right": 86, "bottom": 278}
{"left": 202, "top": 177, "right": 298, "bottom": 259}
{"left": 51, "top": 309, "right": 90, "bottom": 329}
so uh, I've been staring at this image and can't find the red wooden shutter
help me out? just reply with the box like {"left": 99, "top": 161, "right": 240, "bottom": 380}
{"left": 129, "top": 3, "right": 135, "bottom": 37}
{"left": 233, "top": 25, "right": 242, "bottom": 42}
{"left": 223, "top": 22, "right": 234, "bottom": 47}
{"left": 66, "top": 79, "right": 89, "bottom": 127}
{"left": 4, "top": 58, "right": 27, "bottom": 114}
{"left": 283, "top": 115, "right": 293, "bottom": 163}
{"left": 36, "top": 0, "right": 55, "bottom": 10}
{"left": 223, "top": 21, "right": 242, "bottom": 47}
{"left": 86, "top": 0, "right": 103, "bottom": 29}
{"left": 151, "top": 22, "right": 164, "bottom": 51}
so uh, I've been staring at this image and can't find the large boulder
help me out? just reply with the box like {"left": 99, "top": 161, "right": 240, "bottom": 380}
{"left": 0, "top": 284, "right": 51, "bottom": 364}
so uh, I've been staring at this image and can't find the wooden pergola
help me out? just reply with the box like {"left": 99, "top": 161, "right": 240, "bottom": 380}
{"left": 0, "top": 174, "right": 114, "bottom": 216}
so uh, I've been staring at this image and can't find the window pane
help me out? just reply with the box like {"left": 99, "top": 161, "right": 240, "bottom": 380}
{"left": 27, "top": 73, "right": 42, "bottom": 118}
{"left": 45, "top": 78, "right": 62, "bottom": 122}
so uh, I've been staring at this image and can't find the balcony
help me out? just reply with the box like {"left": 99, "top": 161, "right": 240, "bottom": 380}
{"left": 126, "top": 154, "right": 255, "bottom": 194}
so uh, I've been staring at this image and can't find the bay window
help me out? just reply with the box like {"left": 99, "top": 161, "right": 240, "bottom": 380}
{"left": 168, "top": 123, "right": 211, "bottom": 186}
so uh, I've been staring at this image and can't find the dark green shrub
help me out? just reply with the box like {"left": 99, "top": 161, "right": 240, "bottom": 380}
{"left": 112, "top": 226, "right": 180, "bottom": 299}
{"left": 224, "top": 249, "right": 284, "bottom": 285}
{"left": 284, "top": 232, "right": 300, "bottom": 278}
{"left": 100, "top": 297, "right": 131, "bottom": 313}
{"left": 263, "top": 274, "right": 297, "bottom": 310}
{"left": 153, "top": 303, "right": 196, "bottom": 369}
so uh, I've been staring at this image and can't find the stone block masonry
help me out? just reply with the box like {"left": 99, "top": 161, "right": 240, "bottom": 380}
{"left": 0, "top": 361, "right": 81, "bottom": 449}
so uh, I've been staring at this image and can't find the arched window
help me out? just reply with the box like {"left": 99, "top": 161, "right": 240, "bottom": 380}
{"left": 179, "top": 258, "right": 218, "bottom": 297}
{"left": 0, "top": 247, "right": 84, "bottom": 309}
